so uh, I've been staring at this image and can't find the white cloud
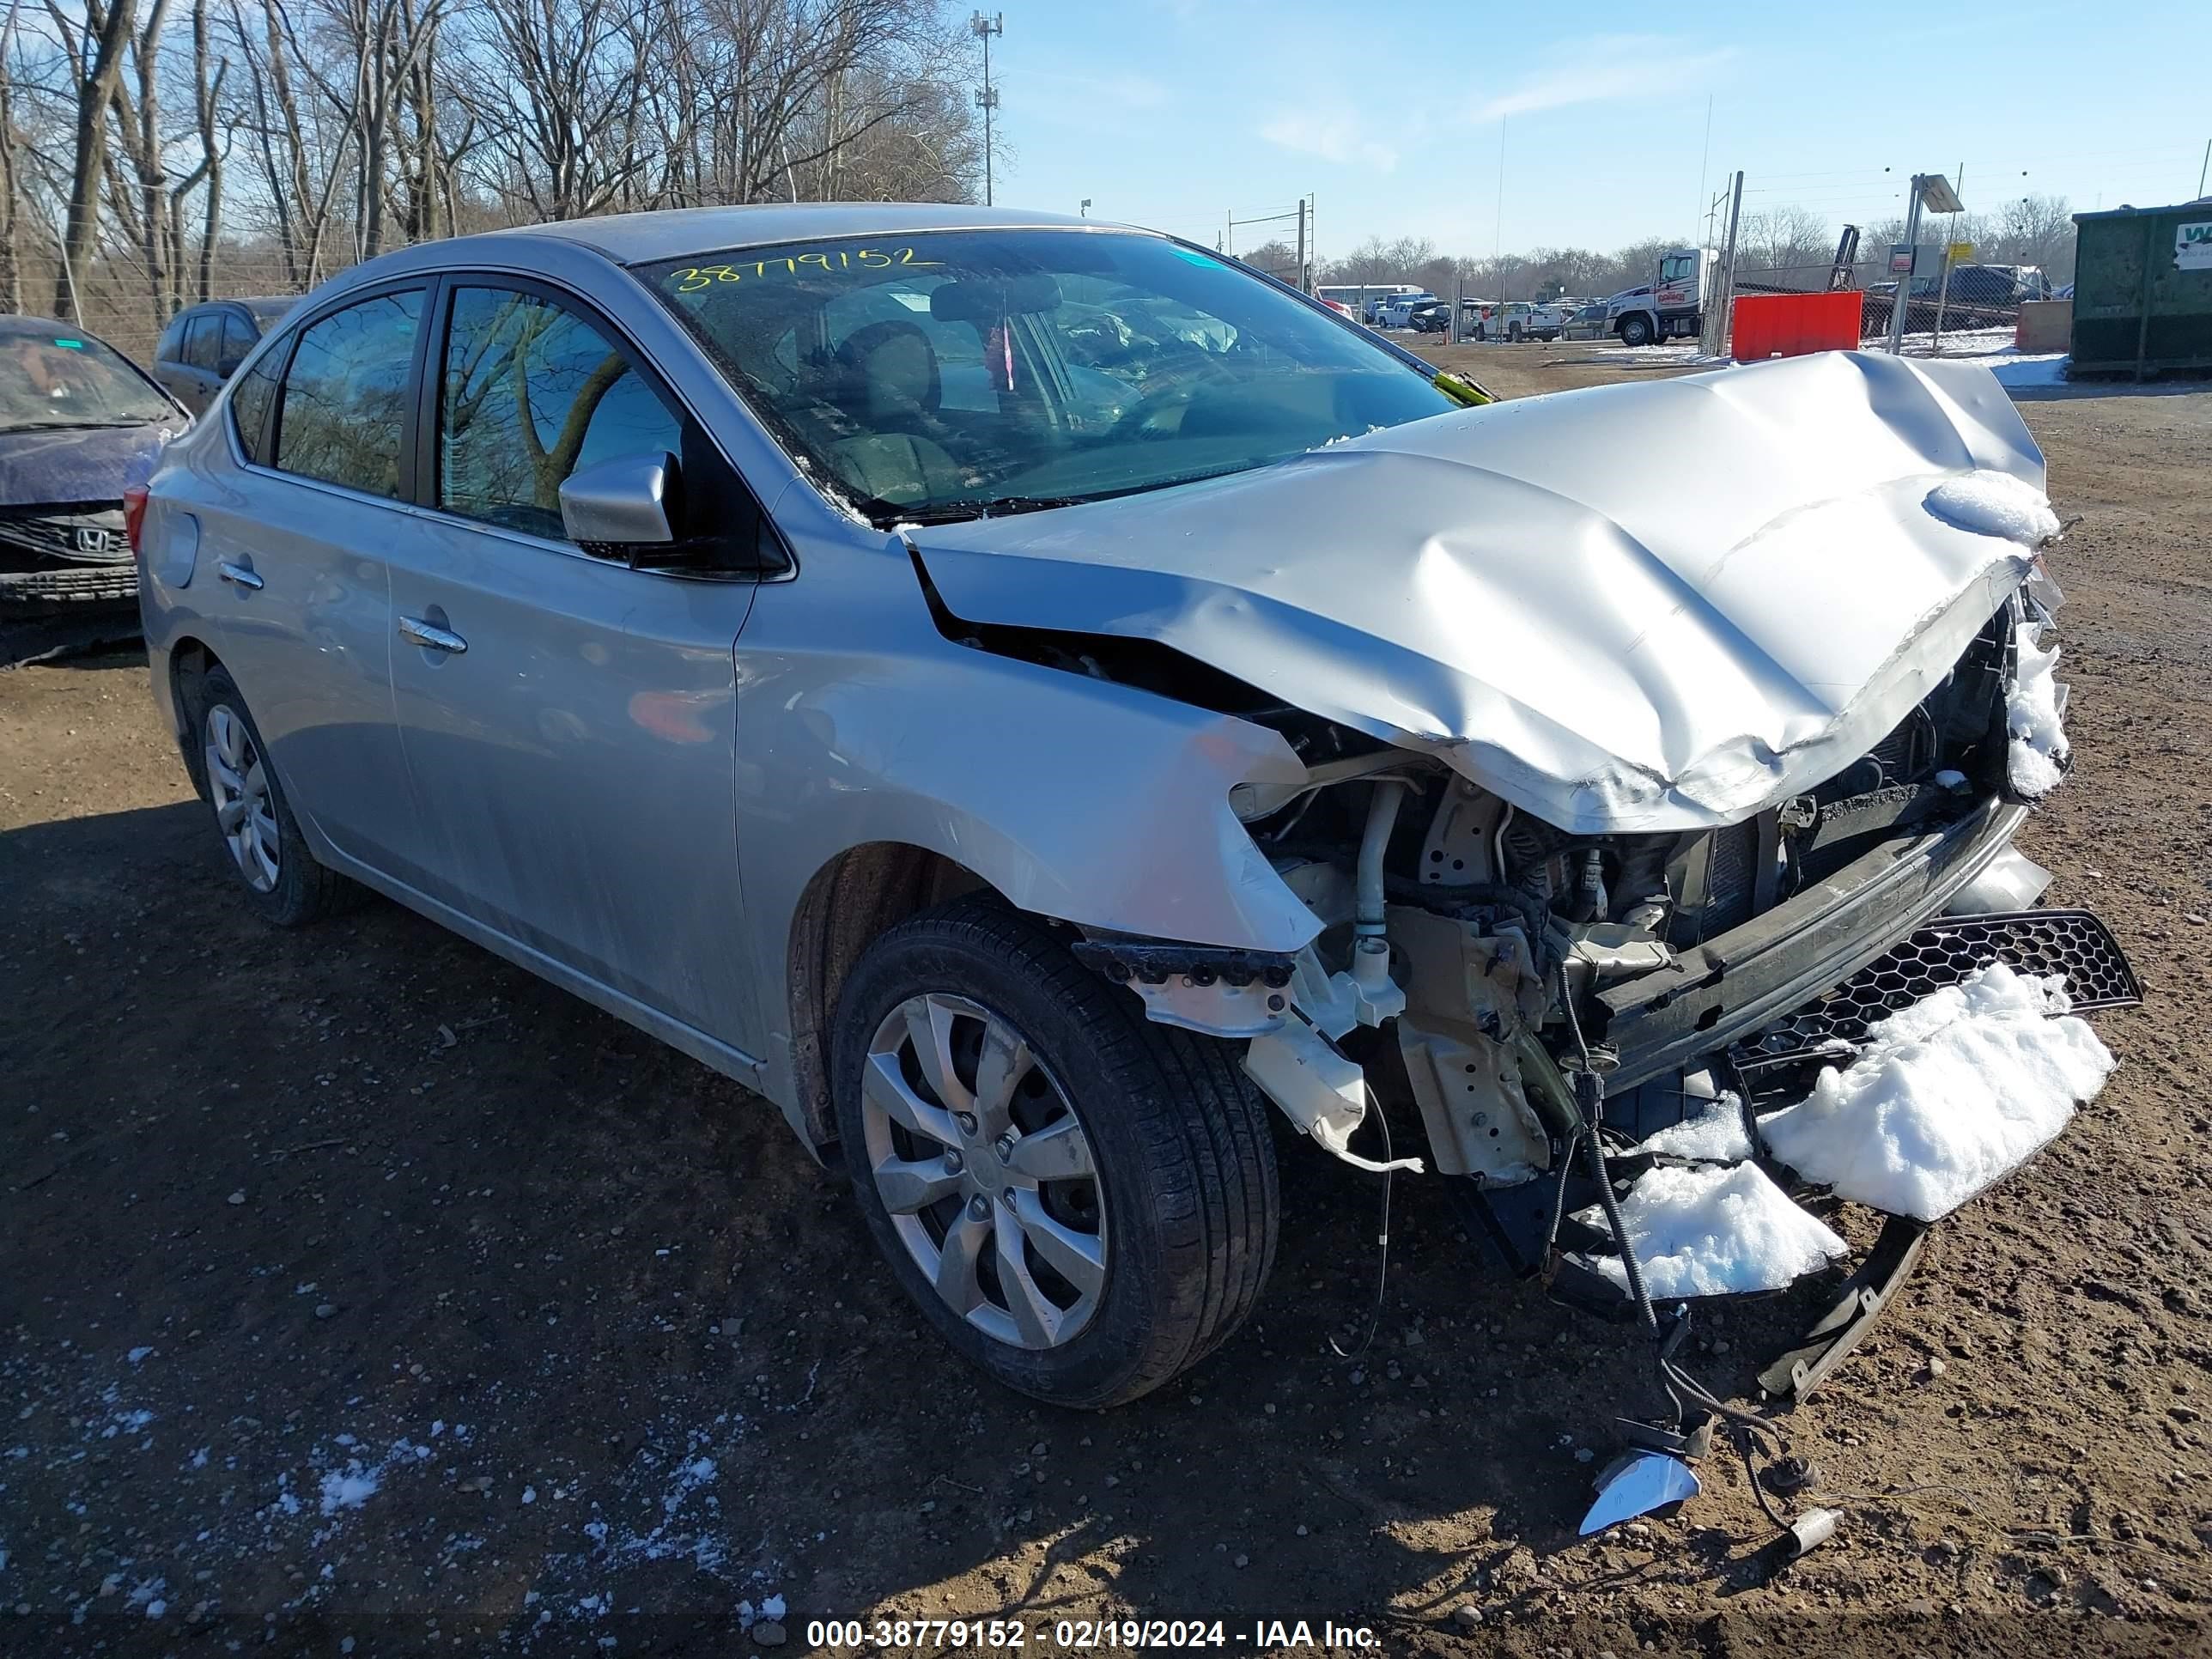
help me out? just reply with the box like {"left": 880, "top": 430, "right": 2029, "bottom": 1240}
{"left": 1474, "top": 36, "right": 1737, "bottom": 122}
{"left": 1259, "top": 109, "right": 1397, "bottom": 173}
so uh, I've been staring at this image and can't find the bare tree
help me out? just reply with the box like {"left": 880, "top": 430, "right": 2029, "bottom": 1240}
{"left": 44, "top": 0, "right": 138, "bottom": 318}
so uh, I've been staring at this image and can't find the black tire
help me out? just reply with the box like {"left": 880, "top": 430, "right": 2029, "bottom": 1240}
{"left": 830, "top": 896, "right": 1279, "bottom": 1408}
{"left": 191, "top": 666, "right": 358, "bottom": 927}
{"left": 1620, "top": 313, "right": 1655, "bottom": 348}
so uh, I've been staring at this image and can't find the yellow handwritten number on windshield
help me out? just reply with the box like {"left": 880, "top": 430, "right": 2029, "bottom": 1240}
{"left": 667, "top": 248, "right": 945, "bottom": 293}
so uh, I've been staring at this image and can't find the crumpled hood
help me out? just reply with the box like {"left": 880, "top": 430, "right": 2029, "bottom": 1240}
{"left": 0, "top": 419, "right": 179, "bottom": 507}
{"left": 906, "top": 351, "right": 2049, "bottom": 835}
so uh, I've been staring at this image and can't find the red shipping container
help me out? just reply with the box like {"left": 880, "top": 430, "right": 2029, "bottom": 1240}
{"left": 1731, "top": 290, "right": 1866, "bottom": 362}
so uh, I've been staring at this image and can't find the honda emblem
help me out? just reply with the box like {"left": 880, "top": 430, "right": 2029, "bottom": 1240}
{"left": 74, "top": 526, "right": 112, "bottom": 555}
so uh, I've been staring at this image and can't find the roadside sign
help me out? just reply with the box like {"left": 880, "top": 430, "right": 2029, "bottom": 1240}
{"left": 2178, "top": 222, "right": 2212, "bottom": 270}
{"left": 1948, "top": 241, "right": 1974, "bottom": 264}
{"left": 1889, "top": 245, "right": 1914, "bottom": 274}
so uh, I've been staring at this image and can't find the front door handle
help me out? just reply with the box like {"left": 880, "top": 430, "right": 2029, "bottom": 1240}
{"left": 398, "top": 615, "right": 467, "bottom": 654}
{"left": 215, "top": 559, "right": 262, "bottom": 590}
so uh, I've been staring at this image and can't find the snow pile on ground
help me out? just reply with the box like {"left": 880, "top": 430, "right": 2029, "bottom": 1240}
{"left": 1923, "top": 472, "right": 2060, "bottom": 547}
{"left": 1575, "top": 1162, "right": 1846, "bottom": 1298}
{"left": 1759, "top": 963, "right": 2113, "bottom": 1221}
{"left": 1637, "top": 1094, "right": 1753, "bottom": 1162}
{"left": 2006, "top": 622, "right": 2070, "bottom": 796}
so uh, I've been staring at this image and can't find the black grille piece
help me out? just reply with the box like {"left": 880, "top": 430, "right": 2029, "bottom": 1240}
{"left": 0, "top": 504, "right": 129, "bottom": 567}
{"left": 1734, "top": 908, "right": 2139, "bottom": 1070}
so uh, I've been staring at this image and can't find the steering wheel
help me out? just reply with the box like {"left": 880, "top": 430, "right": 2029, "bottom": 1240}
{"left": 1099, "top": 352, "right": 1225, "bottom": 442}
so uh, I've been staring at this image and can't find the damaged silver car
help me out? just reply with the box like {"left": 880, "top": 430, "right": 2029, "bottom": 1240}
{"left": 132, "top": 205, "right": 2136, "bottom": 1420}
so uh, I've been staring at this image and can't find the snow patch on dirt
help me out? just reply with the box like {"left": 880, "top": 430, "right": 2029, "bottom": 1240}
{"left": 2006, "top": 622, "right": 2070, "bottom": 797}
{"left": 1923, "top": 472, "right": 2060, "bottom": 547}
{"left": 1575, "top": 1162, "right": 1846, "bottom": 1298}
{"left": 1759, "top": 963, "right": 2114, "bottom": 1221}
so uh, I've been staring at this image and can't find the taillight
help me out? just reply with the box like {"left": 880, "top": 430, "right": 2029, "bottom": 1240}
{"left": 123, "top": 486, "right": 149, "bottom": 556}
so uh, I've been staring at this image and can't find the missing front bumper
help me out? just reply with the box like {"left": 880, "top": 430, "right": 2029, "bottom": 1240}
{"left": 1467, "top": 904, "right": 2139, "bottom": 1393}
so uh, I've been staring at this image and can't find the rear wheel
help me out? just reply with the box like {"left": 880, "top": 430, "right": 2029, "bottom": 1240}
{"left": 831, "top": 896, "right": 1279, "bottom": 1407}
{"left": 192, "top": 668, "right": 357, "bottom": 927}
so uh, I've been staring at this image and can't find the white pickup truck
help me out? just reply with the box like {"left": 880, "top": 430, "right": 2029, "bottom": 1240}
{"left": 1471, "top": 300, "right": 1565, "bottom": 343}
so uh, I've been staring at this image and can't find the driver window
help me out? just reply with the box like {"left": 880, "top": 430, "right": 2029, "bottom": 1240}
{"left": 439, "top": 286, "right": 682, "bottom": 540}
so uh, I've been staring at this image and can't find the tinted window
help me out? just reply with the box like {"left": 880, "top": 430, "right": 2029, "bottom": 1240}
{"left": 182, "top": 314, "right": 222, "bottom": 371}
{"left": 156, "top": 315, "right": 191, "bottom": 364}
{"left": 438, "top": 286, "right": 681, "bottom": 540}
{"left": 229, "top": 349, "right": 282, "bottom": 465}
{"left": 271, "top": 290, "right": 422, "bottom": 498}
{"left": 217, "top": 313, "right": 258, "bottom": 374}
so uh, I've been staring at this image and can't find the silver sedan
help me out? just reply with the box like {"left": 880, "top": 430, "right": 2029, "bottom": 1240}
{"left": 131, "top": 204, "right": 2128, "bottom": 1415}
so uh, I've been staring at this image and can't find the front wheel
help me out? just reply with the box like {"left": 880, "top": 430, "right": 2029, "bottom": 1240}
{"left": 1619, "top": 313, "right": 1655, "bottom": 348}
{"left": 831, "top": 896, "right": 1279, "bottom": 1408}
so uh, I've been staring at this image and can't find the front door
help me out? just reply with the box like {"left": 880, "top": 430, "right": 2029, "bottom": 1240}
{"left": 384, "top": 279, "right": 762, "bottom": 1044}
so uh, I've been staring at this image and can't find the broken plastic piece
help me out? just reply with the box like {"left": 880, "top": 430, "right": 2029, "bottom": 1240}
{"left": 1580, "top": 1449, "right": 1700, "bottom": 1535}
{"left": 1243, "top": 1021, "right": 1423, "bottom": 1174}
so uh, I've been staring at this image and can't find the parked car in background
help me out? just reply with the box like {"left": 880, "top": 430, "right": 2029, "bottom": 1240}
{"left": 1376, "top": 292, "right": 1439, "bottom": 329}
{"left": 1407, "top": 301, "right": 1452, "bottom": 333}
{"left": 152, "top": 297, "right": 298, "bottom": 416}
{"left": 0, "top": 315, "right": 187, "bottom": 605}
{"left": 1561, "top": 301, "right": 1612, "bottom": 341}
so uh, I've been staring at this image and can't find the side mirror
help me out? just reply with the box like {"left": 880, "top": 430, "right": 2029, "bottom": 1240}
{"left": 560, "top": 452, "right": 678, "bottom": 558}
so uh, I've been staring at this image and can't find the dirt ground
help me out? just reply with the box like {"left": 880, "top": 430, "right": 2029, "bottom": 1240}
{"left": 4, "top": 345, "right": 2210, "bottom": 1657}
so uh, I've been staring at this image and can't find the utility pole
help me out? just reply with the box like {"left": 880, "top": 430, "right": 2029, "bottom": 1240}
{"left": 970, "top": 12, "right": 1003, "bottom": 207}
{"left": 1295, "top": 197, "right": 1308, "bottom": 292}
{"left": 2199, "top": 138, "right": 2209, "bottom": 198}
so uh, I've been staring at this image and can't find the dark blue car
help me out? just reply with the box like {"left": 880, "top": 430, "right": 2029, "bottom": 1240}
{"left": 0, "top": 316, "right": 187, "bottom": 605}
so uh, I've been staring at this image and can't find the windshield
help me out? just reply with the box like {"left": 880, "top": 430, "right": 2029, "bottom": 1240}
{"left": 0, "top": 330, "right": 175, "bottom": 429}
{"left": 638, "top": 230, "right": 1456, "bottom": 524}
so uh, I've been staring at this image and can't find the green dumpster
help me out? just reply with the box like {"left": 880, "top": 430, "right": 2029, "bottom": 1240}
{"left": 2070, "top": 201, "right": 2212, "bottom": 378}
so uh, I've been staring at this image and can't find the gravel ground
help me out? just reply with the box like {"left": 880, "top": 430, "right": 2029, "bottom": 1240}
{"left": 3, "top": 349, "right": 2209, "bottom": 1657}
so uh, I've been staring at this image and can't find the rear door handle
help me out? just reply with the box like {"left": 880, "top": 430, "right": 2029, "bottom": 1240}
{"left": 398, "top": 616, "right": 467, "bottom": 654}
{"left": 215, "top": 559, "right": 262, "bottom": 590}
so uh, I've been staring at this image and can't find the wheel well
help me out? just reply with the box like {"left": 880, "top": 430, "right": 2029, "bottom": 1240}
{"left": 168, "top": 636, "right": 222, "bottom": 788}
{"left": 785, "top": 843, "right": 994, "bottom": 1149}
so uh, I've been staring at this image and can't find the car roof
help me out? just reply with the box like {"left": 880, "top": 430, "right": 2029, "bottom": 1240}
{"left": 0, "top": 313, "right": 118, "bottom": 346}
{"left": 459, "top": 202, "right": 1118, "bottom": 266}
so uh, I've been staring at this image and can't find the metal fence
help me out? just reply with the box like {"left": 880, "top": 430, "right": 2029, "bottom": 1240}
{"left": 1729, "top": 259, "right": 2033, "bottom": 350}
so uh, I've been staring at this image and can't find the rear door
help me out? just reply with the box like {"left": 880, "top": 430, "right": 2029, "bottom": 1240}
{"left": 193, "top": 285, "right": 426, "bottom": 872}
{"left": 383, "top": 276, "right": 767, "bottom": 1042}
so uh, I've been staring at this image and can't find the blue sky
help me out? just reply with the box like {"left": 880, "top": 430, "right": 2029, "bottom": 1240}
{"left": 982, "top": 1, "right": 2210, "bottom": 259}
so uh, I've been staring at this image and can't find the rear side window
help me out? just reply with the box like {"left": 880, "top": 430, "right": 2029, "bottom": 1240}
{"left": 272, "top": 290, "right": 422, "bottom": 499}
{"left": 229, "top": 349, "right": 282, "bottom": 465}
{"left": 156, "top": 314, "right": 191, "bottom": 364}
{"left": 438, "top": 286, "right": 681, "bottom": 539}
{"left": 181, "top": 315, "right": 222, "bottom": 371}
{"left": 217, "top": 313, "right": 258, "bottom": 374}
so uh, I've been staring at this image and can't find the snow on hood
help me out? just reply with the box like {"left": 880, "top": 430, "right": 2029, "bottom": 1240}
{"left": 909, "top": 351, "right": 2051, "bottom": 834}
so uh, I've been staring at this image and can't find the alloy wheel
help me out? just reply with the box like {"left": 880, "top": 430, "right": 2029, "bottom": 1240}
{"left": 860, "top": 993, "right": 1106, "bottom": 1350}
{"left": 204, "top": 704, "right": 280, "bottom": 892}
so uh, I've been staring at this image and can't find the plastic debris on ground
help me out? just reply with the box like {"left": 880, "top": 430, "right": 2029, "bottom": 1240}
{"left": 2006, "top": 622, "right": 2070, "bottom": 797}
{"left": 1573, "top": 1162, "right": 1846, "bottom": 1299}
{"left": 1757, "top": 963, "right": 2114, "bottom": 1223}
{"left": 1636, "top": 1093, "right": 1753, "bottom": 1162}
{"left": 1923, "top": 471, "right": 2061, "bottom": 548}
{"left": 1580, "top": 1449, "right": 1701, "bottom": 1535}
